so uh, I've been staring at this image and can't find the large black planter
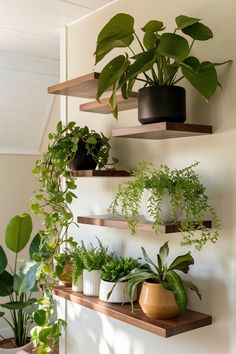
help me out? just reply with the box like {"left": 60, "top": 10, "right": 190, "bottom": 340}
{"left": 138, "top": 86, "right": 186, "bottom": 125}
{"left": 69, "top": 140, "right": 101, "bottom": 170}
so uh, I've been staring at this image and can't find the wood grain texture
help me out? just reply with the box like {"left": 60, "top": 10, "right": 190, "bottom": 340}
{"left": 48, "top": 72, "right": 100, "bottom": 98}
{"left": 53, "top": 287, "right": 212, "bottom": 338}
{"left": 69, "top": 169, "right": 131, "bottom": 177}
{"left": 77, "top": 215, "right": 212, "bottom": 233}
{"left": 80, "top": 93, "right": 138, "bottom": 114}
{"left": 112, "top": 122, "right": 213, "bottom": 140}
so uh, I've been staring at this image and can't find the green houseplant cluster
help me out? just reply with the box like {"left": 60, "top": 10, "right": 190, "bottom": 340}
{"left": 95, "top": 13, "right": 231, "bottom": 117}
{"left": 109, "top": 161, "right": 220, "bottom": 250}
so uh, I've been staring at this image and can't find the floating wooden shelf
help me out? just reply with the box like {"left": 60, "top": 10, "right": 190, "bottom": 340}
{"left": 48, "top": 72, "right": 100, "bottom": 98}
{"left": 69, "top": 169, "right": 131, "bottom": 177}
{"left": 112, "top": 122, "right": 212, "bottom": 140}
{"left": 80, "top": 93, "right": 138, "bottom": 114}
{"left": 53, "top": 287, "right": 212, "bottom": 338}
{"left": 77, "top": 215, "right": 212, "bottom": 233}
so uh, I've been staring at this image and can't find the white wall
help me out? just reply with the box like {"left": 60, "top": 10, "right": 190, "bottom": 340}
{"left": 61, "top": 0, "right": 236, "bottom": 353}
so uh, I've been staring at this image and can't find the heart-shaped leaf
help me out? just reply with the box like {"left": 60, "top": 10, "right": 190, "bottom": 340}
{"left": 142, "top": 20, "right": 164, "bottom": 32}
{"left": 158, "top": 33, "right": 189, "bottom": 62}
{"left": 175, "top": 15, "right": 200, "bottom": 30}
{"left": 182, "top": 22, "right": 213, "bottom": 40}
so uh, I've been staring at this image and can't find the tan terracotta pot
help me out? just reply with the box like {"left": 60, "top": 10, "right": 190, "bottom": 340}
{"left": 59, "top": 260, "right": 72, "bottom": 286}
{"left": 139, "top": 281, "right": 179, "bottom": 319}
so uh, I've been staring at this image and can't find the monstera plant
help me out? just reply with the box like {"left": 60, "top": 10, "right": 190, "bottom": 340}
{"left": 95, "top": 13, "right": 231, "bottom": 122}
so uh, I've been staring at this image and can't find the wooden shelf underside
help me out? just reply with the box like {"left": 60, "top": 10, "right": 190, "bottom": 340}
{"left": 112, "top": 122, "right": 212, "bottom": 140}
{"left": 77, "top": 215, "right": 212, "bottom": 233}
{"left": 69, "top": 169, "right": 131, "bottom": 177}
{"left": 80, "top": 93, "right": 138, "bottom": 114}
{"left": 48, "top": 72, "right": 100, "bottom": 98}
{"left": 53, "top": 287, "right": 212, "bottom": 338}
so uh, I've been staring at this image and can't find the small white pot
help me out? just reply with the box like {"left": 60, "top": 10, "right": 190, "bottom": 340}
{"left": 83, "top": 269, "right": 101, "bottom": 296}
{"left": 99, "top": 280, "right": 137, "bottom": 303}
{"left": 72, "top": 274, "right": 83, "bottom": 292}
{"left": 0, "top": 340, "right": 32, "bottom": 353}
{"left": 143, "top": 189, "right": 182, "bottom": 223}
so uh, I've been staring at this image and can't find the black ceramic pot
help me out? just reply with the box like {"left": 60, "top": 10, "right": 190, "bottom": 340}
{"left": 69, "top": 140, "right": 101, "bottom": 170}
{"left": 138, "top": 86, "right": 186, "bottom": 125}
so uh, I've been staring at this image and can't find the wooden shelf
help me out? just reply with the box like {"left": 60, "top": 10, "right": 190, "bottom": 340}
{"left": 69, "top": 169, "right": 131, "bottom": 177}
{"left": 53, "top": 287, "right": 212, "bottom": 338}
{"left": 80, "top": 93, "right": 138, "bottom": 114}
{"left": 48, "top": 72, "right": 100, "bottom": 98}
{"left": 77, "top": 215, "right": 212, "bottom": 233}
{"left": 112, "top": 122, "right": 212, "bottom": 140}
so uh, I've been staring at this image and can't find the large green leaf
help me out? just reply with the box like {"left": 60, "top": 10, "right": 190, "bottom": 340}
{"left": 14, "top": 261, "right": 40, "bottom": 295}
{"left": 182, "top": 22, "right": 213, "bottom": 40}
{"left": 96, "top": 55, "right": 129, "bottom": 101}
{"left": 0, "top": 246, "right": 7, "bottom": 273}
{"left": 0, "top": 271, "right": 13, "bottom": 296}
{"left": 183, "top": 56, "right": 200, "bottom": 71}
{"left": 181, "top": 61, "right": 218, "bottom": 101}
{"left": 143, "top": 31, "right": 158, "bottom": 50}
{"left": 95, "top": 13, "right": 134, "bottom": 63}
{"left": 158, "top": 33, "right": 189, "bottom": 62}
{"left": 159, "top": 242, "right": 169, "bottom": 269}
{"left": 168, "top": 252, "right": 194, "bottom": 273}
{"left": 175, "top": 15, "right": 200, "bottom": 30}
{"left": 165, "top": 270, "right": 187, "bottom": 312}
{"left": 142, "top": 20, "right": 164, "bottom": 32}
{"left": 29, "top": 233, "right": 49, "bottom": 261}
{"left": 1, "top": 298, "right": 36, "bottom": 310}
{"left": 5, "top": 213, "right": 32, "bottom": 253}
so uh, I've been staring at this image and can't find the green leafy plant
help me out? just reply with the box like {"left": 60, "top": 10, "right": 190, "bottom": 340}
{"left": 120, "top": 242, "right": 201, "bottom": 312}
{"left": 101, "top": 256, "right": 141, "bottom": 282}
{"left": 95, "top": 13, "right": 231, "bottom": 117}
{"left": 30, "top": 288, "right": 66, "bottom": 353}
{"left": 0, "top": 214, "right": 40, "bottom": 348}
{"left": 71, "top": 247, "right": 84, "bottom": 283}
{"left": 109, "top": 161, "right": 220, "bottom": 250}
{"left": 80, "top": 238, "right": 114, "bottom": 271}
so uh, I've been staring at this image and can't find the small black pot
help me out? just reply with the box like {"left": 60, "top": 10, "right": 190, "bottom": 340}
{"left": 138, "top": 86, "right": 186, "bottom": 125}
{"left": 69, "top": 140, "right": 101, "bottom": 170}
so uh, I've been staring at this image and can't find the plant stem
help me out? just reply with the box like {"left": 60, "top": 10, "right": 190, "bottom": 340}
{"left": 134, "top": 31, "right": 145, "bottom": 52}
{"left": 173, "top": 75, "right": 184, "bottom": 85}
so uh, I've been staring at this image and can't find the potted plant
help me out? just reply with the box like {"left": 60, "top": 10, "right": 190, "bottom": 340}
{"left": 71, "top": 247, "right": 84, "bottom": 292}
{"left": 55, "top": 252, "right": 73, "bottom": 287}
{"left": 99, "top": 256, "right": 140, "bottom": 303}
{"left": 0, "top": 214, "right": 40, "bottom": 352}
{"left": 109, "top": 161, "right": 220, "bottom": 250}
{"left": 119, "top": 242, "right": 201, "bottom": 319}
{"left": 95, "top": 13, "right": 231, "bottom": 122}
{"left": 80, "top": 239, "right": 114, "bottom": 296}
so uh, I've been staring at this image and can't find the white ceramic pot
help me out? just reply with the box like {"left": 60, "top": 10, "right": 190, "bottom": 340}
{"left": 0, "top": 340, "right": 32, "bottom": 353}
{"left": 72, "top": 274, "right": 83, "bottom": 292}
{"left": 142, "top": 189, "right": 182, "bottom": 223}
{"left": 83, "top": 269, "right": 101, "bottom": 296}
{"left": 99, "top": 280, "right": 137, "bottom": 303}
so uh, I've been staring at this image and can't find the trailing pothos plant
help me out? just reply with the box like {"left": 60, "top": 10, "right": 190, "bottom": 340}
{"left": 95, "top": 13, "right": 231, "bottom": 117}
{"left": 118, "top": 242, "right": 201, "bottom": 312}
{"left": 109, "top": 161, "right": 220, "bottom": 250}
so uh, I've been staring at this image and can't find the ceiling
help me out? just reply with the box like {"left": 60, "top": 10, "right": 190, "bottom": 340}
{"left": 0, "top": 0, "right": 112, "bottom": 154}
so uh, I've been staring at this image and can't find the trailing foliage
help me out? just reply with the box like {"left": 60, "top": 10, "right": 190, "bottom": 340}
{"left": 101, "top": 256, "right": 141, "bottom": 282}
{"left": 118, "top": 242, "right": 201, "bottom": 312}
{"left": 109, "top": 161, "right": 220, "bottom": 250}
{"left": 95, "top": 13, "right": 231, "bottom": 117}
{"left": 80, "top": 238, "right": 114, "bottom": 271}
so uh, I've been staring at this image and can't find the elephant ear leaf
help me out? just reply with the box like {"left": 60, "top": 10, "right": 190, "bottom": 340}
{"left": 168, "top": 252, "right": 194, "bottom": 273}
{"left": 5, "top": 214, "right": 32, "bottom": 253}
{"left": 0, "top": 246, "right": 7, "bottom": 273}
{"left": 165, "top": 270, "right": 187, "bottom": 313}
